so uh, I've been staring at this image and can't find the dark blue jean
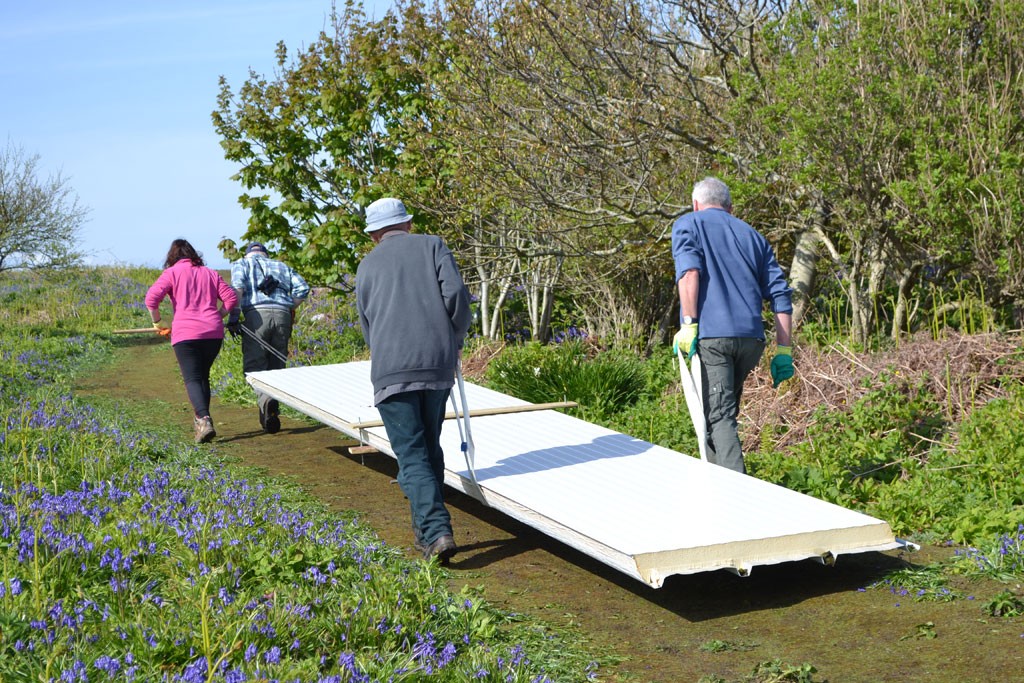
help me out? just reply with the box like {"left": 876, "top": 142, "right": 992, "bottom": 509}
{"left": 698, "top": 337, "right": 765, "bottom": 474}
{"left": 377, "top": 389, "right": 453, "bottom": 546}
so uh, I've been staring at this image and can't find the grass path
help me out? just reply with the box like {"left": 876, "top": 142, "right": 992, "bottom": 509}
{"left": 74, "top": 337, "right": 1023, "bottom": 682}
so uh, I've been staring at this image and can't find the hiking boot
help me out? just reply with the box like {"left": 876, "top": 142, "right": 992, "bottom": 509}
{"left": 422, "top": 534, "right": 457, "bottom": 565}
{"left": 194, "top": 416, "right": 216, "bottom": 444}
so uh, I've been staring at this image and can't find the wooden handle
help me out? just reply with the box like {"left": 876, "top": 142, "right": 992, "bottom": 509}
{"left": 351, "top": 401, "right": 578, "bottom": 429}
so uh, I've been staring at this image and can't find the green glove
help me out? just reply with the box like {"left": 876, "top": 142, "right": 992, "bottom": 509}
{"left": 153, "top": 321, "right": 171, "bottom": 337}
{"left": 672, "top": 323, "right": 699, "bottom": 358}
{"left": 770, "top": 345, "right": 794, "bottom": 388}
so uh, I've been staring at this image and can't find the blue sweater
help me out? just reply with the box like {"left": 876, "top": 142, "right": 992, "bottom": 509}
{"left": 671, "top": 208, "right": 792, "bottom": 340}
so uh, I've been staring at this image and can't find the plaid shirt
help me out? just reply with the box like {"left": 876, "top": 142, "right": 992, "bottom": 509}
{"left": 230, "top": 253, "right": 310, "bottom": 313}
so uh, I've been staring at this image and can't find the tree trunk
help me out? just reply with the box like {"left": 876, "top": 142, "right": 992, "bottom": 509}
{"left": 789, "top": 229, "right": 821, "bottom": 329}
{"left": 525, "top": 254, "right": 563, "bottom": 343}
{"left": 890, "top": 263, "right": 921, "bottom": 340}
{"left": 470, "top": 225, "right": 517, "bottom": 340}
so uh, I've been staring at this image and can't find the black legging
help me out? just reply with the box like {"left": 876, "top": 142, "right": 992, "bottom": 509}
{"left": 172, "top": 338, "right": 223, "bottom": 419}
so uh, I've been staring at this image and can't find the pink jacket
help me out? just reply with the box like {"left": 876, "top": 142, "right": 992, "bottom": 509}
{"left": 145, "top": 259, "right": 238, "bottom": 345}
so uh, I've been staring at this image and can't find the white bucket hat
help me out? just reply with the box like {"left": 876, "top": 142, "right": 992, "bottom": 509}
{"left": 364, "top": 197, "right": 413, "bottom": 233}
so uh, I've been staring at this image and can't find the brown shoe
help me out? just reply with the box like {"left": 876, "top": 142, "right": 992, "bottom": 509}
{"left": 194, "top": 416, "right": 216, "bottom": 444}
{"left": 422, "top": 534, "right": 457, "bottom": 565}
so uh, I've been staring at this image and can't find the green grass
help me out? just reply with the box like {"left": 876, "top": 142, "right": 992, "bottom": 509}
{"left": 5, "top": 265, "right": 1024, "bottom": 680}
{"left": 0, "top": 268, "right": 604, "bottom": 681}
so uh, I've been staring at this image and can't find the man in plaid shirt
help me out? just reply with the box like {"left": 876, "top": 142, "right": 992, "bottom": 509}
{"left": 228, "top": 242, "right": 310, "bottom": 433}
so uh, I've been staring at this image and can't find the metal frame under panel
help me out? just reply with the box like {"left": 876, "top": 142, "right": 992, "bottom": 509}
{"left": 247, "top": 361, "right": 910, "bottom": 588}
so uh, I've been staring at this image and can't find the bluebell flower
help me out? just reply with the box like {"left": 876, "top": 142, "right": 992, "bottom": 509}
{"left": 438, "top": 642, "right": 457, "bottom": 668}
{"left": 94, "top": 654, "right": 121, "bottom": 676}
{"left": 180, "top": 657, "right": 208, "bottom": 683}
{"left": 59, "top": 659, "right": 88, "bottom": 682}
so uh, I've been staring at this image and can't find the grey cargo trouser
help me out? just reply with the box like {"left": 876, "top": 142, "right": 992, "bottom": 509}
{"left": 241, "top": 306, "right": 292, "bottom": 413}
{"left": 697, "top": 337, "right": 765, "bottom": 474}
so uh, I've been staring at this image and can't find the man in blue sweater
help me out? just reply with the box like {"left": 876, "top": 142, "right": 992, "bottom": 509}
{"left": 356, "top": 197, "right": 473, "bottom": 563}
{"left": 671, "top": 177, "right": 794, "bottom": 473}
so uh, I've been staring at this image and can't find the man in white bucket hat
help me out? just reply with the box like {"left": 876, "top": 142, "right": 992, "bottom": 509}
{"left": 355, "top": 197, "right": 473, "bottom": 564}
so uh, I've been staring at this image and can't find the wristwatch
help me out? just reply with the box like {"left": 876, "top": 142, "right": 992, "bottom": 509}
{"left": 682, "top": 316, "right": 698, "bottom": 325}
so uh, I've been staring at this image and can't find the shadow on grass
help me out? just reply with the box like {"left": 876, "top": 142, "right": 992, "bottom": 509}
{"left": 217, "top": 422, "right": 329, "bottom": 444}
{"left": 449, "top": 485, "right": 912, "bottom": 620}
{"left": 328, "top": 446, "right": 919, "bottom": 622}
{"left": 108, "top": 333, "right": 167, "bottom": 348}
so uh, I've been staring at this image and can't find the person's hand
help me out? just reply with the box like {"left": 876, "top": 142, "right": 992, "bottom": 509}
{"left": 672, "top": 323, "right": 699, "bottom": 358}
{"left": 225, "top": 319, "right": 241, "bottom": 338}
{"left": 153, "top": 322, "right": 171, "bottom": 337}
{"left": 770, "top": 345, "right": 794, "bottom": 388}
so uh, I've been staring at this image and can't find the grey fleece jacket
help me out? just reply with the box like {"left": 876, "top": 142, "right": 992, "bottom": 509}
{"left": 355, "top": 232, "right": 473, "bottom": 402}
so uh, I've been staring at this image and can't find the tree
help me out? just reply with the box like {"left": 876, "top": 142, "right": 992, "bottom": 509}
{"left": 213, "top": 0, "right": 1024, "bottom": 345}
{"left": 212, "top": 1, "right": 444, "bottom": 289}
{"left": 416, "top": 0, "right": 763, "bottom": 345}
{"left": 0, "top": 141, "right": 87, "bottom": 274}
{"left": 733, "top": 0, "right": 1024, "bottom": 341}
{"left": 211, "top": 0, "right": 785, "bottom": 344}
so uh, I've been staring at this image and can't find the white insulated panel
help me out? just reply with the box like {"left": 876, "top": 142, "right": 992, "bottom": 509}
{"left": 248, "top": 361, "right": 908, "bottom": 587}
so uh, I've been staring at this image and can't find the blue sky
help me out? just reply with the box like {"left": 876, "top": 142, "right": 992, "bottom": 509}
{"left": 1, "top": 1, "right": 390, "bottom": 269}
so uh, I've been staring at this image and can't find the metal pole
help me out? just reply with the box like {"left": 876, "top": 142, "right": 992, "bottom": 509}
{"left": 677, "top": 349, "right": 708, "bottom": 462}
{"left": 238, "top": 323, "right": 291, "bottom": 365}
{"left": 451, "top": 359, "right": 477, "bottom": 486}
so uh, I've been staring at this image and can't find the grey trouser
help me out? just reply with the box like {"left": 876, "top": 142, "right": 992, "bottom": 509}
{"left": 241, "top": 306, "right": 292, "bottom": 412}
{"left": 698, "top": 337, "right": 765, "bottom": 474}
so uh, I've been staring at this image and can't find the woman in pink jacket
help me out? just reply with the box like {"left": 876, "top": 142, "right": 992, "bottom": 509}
{"left": 145, "top": 239, "right": 238, "bottom": 443}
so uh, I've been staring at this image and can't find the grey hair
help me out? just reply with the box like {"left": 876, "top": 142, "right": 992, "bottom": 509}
{"left": 692, "top": 176, "right": 732, "bottom": 210}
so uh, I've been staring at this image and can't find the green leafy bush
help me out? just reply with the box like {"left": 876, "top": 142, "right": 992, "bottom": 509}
{"left": 871, "top": 384, "right": 1024, "bottom": 543}
{"left": 751, "top": 372, "right": 1024, "bottom": 545}
{"left": 484, "top": 341, "right": 647, "bottom": 421}
{"left": 749, "top": 371, "right": 946, "bottom": 508}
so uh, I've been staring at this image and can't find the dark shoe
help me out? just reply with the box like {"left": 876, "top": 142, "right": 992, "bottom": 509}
{"left": 259, "top": 403, "right": 281, "bottom": 434}
{"left": 422, "top": 534, "right": 457, "bottom": 565}
{"left": 194, "top": 416, "right": 216, "bottom": 444}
